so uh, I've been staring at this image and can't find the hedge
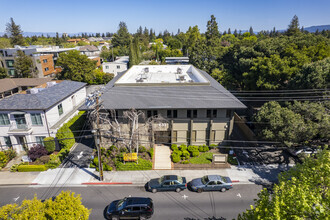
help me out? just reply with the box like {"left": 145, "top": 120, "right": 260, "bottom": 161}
{"left": 171, "top": 153, "right": 181, "bottom": 163}
{"left": 171, "top": 144, "right": 178, "bottom": 151}
{"left": 18, "top": 165, "right": 47, "bottom": 172}
{"left": 44, "top": 137, "right": 56, "bottom": 153}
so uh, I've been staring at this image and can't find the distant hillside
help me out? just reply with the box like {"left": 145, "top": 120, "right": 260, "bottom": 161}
{"left": 304, "top": 25, "right": 330, "bottom": 32}
{"left": 0, "top": 32, "right": 95, "bottom": 37}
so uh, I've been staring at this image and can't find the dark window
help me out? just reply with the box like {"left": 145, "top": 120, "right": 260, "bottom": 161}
{"left": 226, "top": 110, "right": 232, "bottom": 118}
{"left": 207, "top": 109, "right": 211, "bottom": 118}
{"left": 153, "top": 110, "right": 157, "bottom": 116}
{"left": 163, "top": 182, "right": 170, "bottom": 186}
{"left": 44, "top": 67, "right": 49, "bottom": 71}
{"left": 58, "top": 104, "right": 63, "bottom": 116}
{"left": 35, "top": 136, "right": 46, "bottom": 145}
{"left": 147, "top": 110, "right": 151, "bottom": 118}
{"left": 0, "top": 114, "right": 10, "bottom": 125}
{"left": 31, "top": 113, "right": 43, "bottom": 125}
{"left": 167, "top": 110, "right": 172, "bottom": 118}
{"left": 187, "top": 110, "right": 191, "bottom": 118}
{"left": 4, "top": 137, "right": 12, "bottom": 148}
{"left": 208, "top": 181, "right": 216, "bottom": 185}
{"left": 173, "top": 110, "right": 177, "bottom": 118}
{"left": 213, "top": 109, "right": 217, "bottom": 118}
{"left": 117, "top": 65, "right": 120, "bottom": 69}
{"left": 8, "top": 69, "right": 15, "bottom": 76}
{"left": 193, "top": 110, "right": 197, "bottom": 118}
{"left": 132, "top": 206, "right": 140, "bottom": 211}
{"left": 6, "top": 60, "right": 14, "bottom": 67}
{"left": 43, "top": 59, "right": 47, "bottom": 63}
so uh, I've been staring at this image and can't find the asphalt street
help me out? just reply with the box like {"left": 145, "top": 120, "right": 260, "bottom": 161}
{"left": 0, "top": 184, "right": 262, "bottom": 220}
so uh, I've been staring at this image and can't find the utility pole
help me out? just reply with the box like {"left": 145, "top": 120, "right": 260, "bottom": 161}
{"left": 95, "top": 95, "right": 104, "bottom": 181}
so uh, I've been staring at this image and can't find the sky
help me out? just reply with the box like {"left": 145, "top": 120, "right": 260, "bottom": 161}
{"left": 0, "top": 0, "right": 330, "bottom": 34}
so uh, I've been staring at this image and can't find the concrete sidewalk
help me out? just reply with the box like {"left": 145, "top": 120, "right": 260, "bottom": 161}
{"left": 0, "top": 164, "right": 291, "bottom": 186}
{"left": 153, "top": 145, "right": 172, "bottom": 170}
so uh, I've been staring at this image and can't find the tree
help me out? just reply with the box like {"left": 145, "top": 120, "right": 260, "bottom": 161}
{"left": 14, "top": 50, "right": 35, "bottom": 78}
{"left": 0, "top": 191, "right": 91, "bottom": 219}
{"left": 0, "top": 67, "right": 7, "bottom": 79}
{"left": 249, "top": 26, "right": 254, "bottom": 35}
{"left": 287, "top": 15, "right": 300, "bottom": 36}
{"left": 238, "top": 148, "right": 329, "bottom": 219}
{"left": 205, "top": 15, "right": 220, "bottom": 46}
{"left": 111, "top": 22, "right": 131, "bottom": 47}
{"left": 57, "top": 50, "right": 97, "bottom": 83}
{"left": 0, "top": 38, "right": 11, "bottom": 48}
{"left": 5, "top": 18, "right": 25, "bottom": 46}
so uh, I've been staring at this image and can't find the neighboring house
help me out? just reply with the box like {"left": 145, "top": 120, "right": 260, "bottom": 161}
{"left": 66, "top": 38, "right": 89, "bottom": 45}
{"left": 102, "top": 56, "right": 129, "bottom": 77}
{"left": 79, "top": 45, "right": 100, "bottom": 57}
{"left": 36, "top": 46, "right": 76, "bottom": 66}
{"left": 89, "top": 65, "right": 246, "bottom": 148}
{"left": 0, "top": 80, "right": 87, "bottom": 152}
{"left": 0, "top": 46, "right": 57, "bottom": 78}
{"left": 87, "top": 37, "right": 104, "bottom": 42}
{"left": 0, "top": 78, "right": 52, "bottom": 99}
{"left": 165, "top": 57, "right": 189, "bottom": 65}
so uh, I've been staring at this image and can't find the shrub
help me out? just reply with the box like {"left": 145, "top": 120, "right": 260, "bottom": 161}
{"left": 173, "top": 150, "right": 182, "bottom": 156}
{"left": 4, "top": 149, "right": 16, "bottom": 160}
{"left": 39, "top": 155, "right": 50, "bottom": 164}
{"left": 191, "top": 151, "right": 200, "bottom": 157}
{"left": 116, "top": 158, "right": 152, "bottom": 171}
{"left": 103, "top": 164, "right": 112, "bottom": 171}
{"left": 120, "top": 147, "right": 128, "bottom": 153}
{"left": 10, "top": 164, "right": 19, "bottom": 172}
{"left": 171, "top": 144, "right": 178, "bottom": 151}
{"left": 182, "top": 150, "right": 190, "bottom": 160}
{"left": 28, "top": 144, "right": 48, "bottom": 161}
{"left": 0, "top": 152, "right": 8, "bottom": 168}
{"left": 171, "top": 153, "right": 181, "bottom": 163}
{"left": 209, "top": 144, "right": 217, "bottom": 149}
{"left": 179, "top": 144, "right": 187, "bottom": 151}
{"left": 139, "top": 146, "right": 146, "bottom": 153}
{"left": 199, "top": 145, "right": 210, "bottom": 152}
{"left": 44, "top": 137, "right": 56, "bottom": 153}
{"left": 109, "top": 145, "right": 117, "bottom": 151}
{"left": 148, "top": 148, "right": 154, "bottom": 158}
{"left": 18, "top": 165, "right": 47, "bottom": 172}
{"left": 188, "top": 145, "right": 199, "bottom": 153}
{"left": 181, "top": 160, "right": 190, "bottom": 164}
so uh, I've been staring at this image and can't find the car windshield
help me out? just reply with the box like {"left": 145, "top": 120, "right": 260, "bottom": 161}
{"left": 220, "top": 176, "right": 227, "bottom": 183}
{"left": 116, "top": 198, "right": 126, "bottom": 210}
{"left": 177, "top": 176, "right": 183, "bottom": 184}
{"left": 201, "top": 176, "right": 209, "bottom": 184}
{"left": 159, "top": 176, "right": 165, "bottom": 184}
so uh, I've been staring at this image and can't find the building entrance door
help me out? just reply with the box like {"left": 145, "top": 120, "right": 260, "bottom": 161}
{"left": 17, "top": 136, "right": 28, "bottom": 151}
{"left": 154, "top": 131, "right": 171, "bottom": 146}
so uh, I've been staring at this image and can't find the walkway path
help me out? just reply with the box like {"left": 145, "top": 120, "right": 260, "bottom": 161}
{"left": 153, "top": 145, "right": 172, "bottom": 170}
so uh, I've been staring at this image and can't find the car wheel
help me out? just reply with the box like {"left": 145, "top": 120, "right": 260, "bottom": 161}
{"left": 139, "top": 216, "right": 146, "bottom": 220}
{"left": 220, "top": 188, "right": 226, "bottom": 192}
{"left": 175, "top": 188, "right": 181, "bottom": 193}
{"left": 197, "top": 188, "right": 203, "bottom": 193}
{"left": 152, "top": 188, "right": 157, "bottom": 193}
{"left": 111, "top": 216, "right": 119, "bottom": 220}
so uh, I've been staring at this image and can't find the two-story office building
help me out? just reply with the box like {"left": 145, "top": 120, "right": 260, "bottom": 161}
{"left": 0, "top": 80, "right": 86, "bottom": 152}
{"left": 94, "top": 65, "right": 246, "bottom": 148}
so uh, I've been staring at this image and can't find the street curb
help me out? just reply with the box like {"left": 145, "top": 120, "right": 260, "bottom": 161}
{"left": 82, "top": 182, "right": 133, "bottom": 185}
{"left": 30, "top": 183, "right": 39, "bottom": 185}
{"left": 232, "top": 180, "right": 240, "bottom": 182}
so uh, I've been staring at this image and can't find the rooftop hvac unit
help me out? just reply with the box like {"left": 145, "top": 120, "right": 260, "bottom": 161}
{"left": 177, "top": 67, "right": 182, "bottom": 74}
{"left": 47, "top": 81, "right": 57, "bottom": 88}
{"left": 144, "top": 67, "right": 149, "bottom": 73}
{"left": 179, "top": 75, "right": 186, "bottom": 81}
{"left": 29, "top": 88, "right": 39, "bottom": 94}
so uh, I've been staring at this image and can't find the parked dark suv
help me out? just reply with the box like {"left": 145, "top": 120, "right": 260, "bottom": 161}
{"left": 106, "top": 197, "right": 153, "bottom": 220}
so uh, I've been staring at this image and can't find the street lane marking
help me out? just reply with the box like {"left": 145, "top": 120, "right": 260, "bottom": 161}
{"left": 237, "top": 193, "right": 241, "bottom": 198}
{"left": 77, "top": 151, "right": 84, "bottom": 159}
{"left": 182, "top": 194, "right": 188, "bottom": 200}
{"left": 14, "top": 196, "right": 19, "bottom": 202}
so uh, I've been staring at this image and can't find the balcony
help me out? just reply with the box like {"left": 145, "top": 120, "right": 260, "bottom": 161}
{"left": 8, "top": 121, "right": 33, "bottom": 134}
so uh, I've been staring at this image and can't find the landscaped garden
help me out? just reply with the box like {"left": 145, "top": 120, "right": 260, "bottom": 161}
{"left": 0, "top": 149, "right": 16, "bottom": 171}
{"left": 90, "top": 145, "right": 153, "bottom": 171}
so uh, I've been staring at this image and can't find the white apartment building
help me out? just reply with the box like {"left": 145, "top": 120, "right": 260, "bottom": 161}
{"left": 0, "top": 80, "right": 86, "bottom": 152}
{"left": 102, "top": 56, "right": 129, "bottom": 77}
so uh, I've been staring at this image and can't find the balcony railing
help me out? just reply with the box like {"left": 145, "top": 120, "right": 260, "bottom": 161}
{"left": 8, "top": 121, "right": 32, "bottom": 132}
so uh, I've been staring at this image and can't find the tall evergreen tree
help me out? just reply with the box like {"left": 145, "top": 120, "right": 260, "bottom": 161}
{"left": 6, "top": 18, "right": 25, "bottom": 46}
{"left": 287, "top": 15, "right": 300, "bottom": 36}
{"left": 55, "top": 32, "right": 61, "bottom": 46}
{"left": 249, "top": 26, "right": 254, "bottom": 35}
{"left": 112, "top": 22, "right": 131, "bottom": 47}
{"left": 233, "top": 29, "right": 238, "bottom": 37}
{"left": 205, "top": 15, "right": 220, "bottom": 45}
{"left": 227, "top": 28, "right": 231, "bottom": 35}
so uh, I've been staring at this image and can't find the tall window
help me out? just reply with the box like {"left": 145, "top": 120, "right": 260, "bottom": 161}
{"left": 4, "top": 137, "right": 12, "bottom": 148}
{"left": 35, "top": 136, "right": 46, "bottom": 145}
{"left": 117, "top": 65, "right": 120, "bottom": 69}
{"left": 43, "top": 59, "right": 48, "bottom": 63}
{"left": 207, "top": 109, "right": 217, "bottom": 118}
{"left": 31, "top": 113, "right": 43, "bottom": 125}
{"left": 187, "top": 109, "right": 197, "bottom": 118}
{"left": 0, "top": 114, "right": 10, "bottom": 125}
{"left": 58, "top": 104, "right": 63, "bottom": 116}
{"left": 147, "top": 110, "right": 157, "bottom": 118}
{"left": 167, "top": 110, "right": 177, "bottom": 118}
{"left": 226, "top": 110, "right": 232, "bottom": 118}
{"left": 44, "top": 67, "right": 49, "bottom": 71}
{"left": 6, "top": 60, "right": 14, "bottom": 67}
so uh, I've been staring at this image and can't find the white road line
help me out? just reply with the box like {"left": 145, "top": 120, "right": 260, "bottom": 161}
{"left": 13, "top": 196, "right": 20, "bottom": 201}
{"left": 237, "top": 193, "right": 242, "bottom": 198}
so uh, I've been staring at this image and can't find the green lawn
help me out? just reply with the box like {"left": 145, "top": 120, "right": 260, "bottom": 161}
{"left": 116, "top": 158, "right": 152, "bottom": 171}
{"left": 189, "top": 152, "right": 213, "bottom": 164}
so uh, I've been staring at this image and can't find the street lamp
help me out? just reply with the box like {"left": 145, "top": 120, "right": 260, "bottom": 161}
{"left": 91, "top": 129, "right": 103, "bottom": 181}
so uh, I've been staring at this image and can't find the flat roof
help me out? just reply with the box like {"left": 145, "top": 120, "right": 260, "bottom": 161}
{"left": 115, "top": 65, "right": 209, "bottom": 85}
